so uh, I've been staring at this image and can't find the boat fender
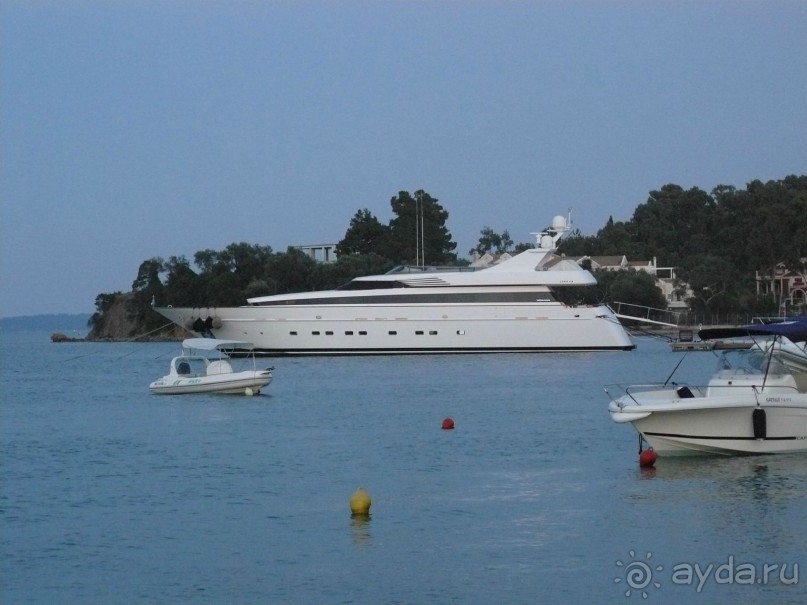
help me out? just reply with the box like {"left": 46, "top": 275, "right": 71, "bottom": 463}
{"left": 752, "top": 408, "right": 767, "bottom": 440}
{"left": 183, "top": 318, "right": 195, "bottom": 331}
{"left": 211, "top": 316, "right": 223, "bottom": 329}
{"left": 192, "top": 317, "right": 207, "bottom": 332}
{"left": 204, "top": 316, "right": 214, "bottom": 330}
{"left": 639, "top": 447, "right": 657, "bottom": 467}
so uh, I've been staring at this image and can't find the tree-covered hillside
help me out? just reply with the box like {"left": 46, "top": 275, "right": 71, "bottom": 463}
{"left": 559, "top": 175, "right": 807, "bottom": 314}
{"left": 88, "top": 177, "right": 807, "bottom": 340}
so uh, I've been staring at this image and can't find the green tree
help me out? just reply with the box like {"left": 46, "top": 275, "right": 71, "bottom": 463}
{"left": 594, "top": 217, "right": 639, "bottom": 256}
{"left": 471, "top": 227, "right": 513, "bottom": 255}
{"left": 603, "top": 269, "right": 669, "bottom": 311}
{"left": 193, "top": 248, "right": 225, "bottom": 275}
{"left": 711, "top": 176, "right": 807, "bottom": 295}
{"left": 630, "top": 185, "right": 715, "bottom": 266}
{"left": 132, "top": 258, "right": 164, "bottom": 294}
{"left": 555, "top": 228, "right": 592, "bottom": 256}
{"left": 130, "top": 258, "right": 166, "bottom": 331}
{"left": 386, "top": 190, "right": 457, "bottom": 265}
{"left": 224, "top": 242, "right": 274, "bottom": 281}
{"left": 676, "top": 254, "right": 743, "bottom": 314}
{"left": 784, "top": 175, "right": 807, "bottom": 268}
{"left": 162, "top": 256, "right": 205, "bottom": 307}
{"left": 88, "top": 291, "right": 123, "bottom": 332}
{"left": 745, "top": 178, "right": 807, "bottom": 279}
{"left": 263, "top": 247, "right": 320, "bottom": 295}
{"left": 204, "top": 271, "right": 243, "bottom": 306}
{"left": 244, "top": 279, "right": 272, "bottom": 300}
{"left": 336, "top": 209, "right": 390, "bottom": 257}
{"left": 191, "top": 243, "right": 274, "bottom": 306}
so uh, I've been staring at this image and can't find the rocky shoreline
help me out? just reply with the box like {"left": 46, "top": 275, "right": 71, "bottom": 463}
{"left": 53, "top": 294, "right": 191, "bottom": 343}
{"left": 50, "top": 332, "right": 86, "bottom": 343}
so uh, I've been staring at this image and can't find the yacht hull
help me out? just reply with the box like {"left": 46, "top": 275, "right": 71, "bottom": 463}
{"left": 155, "top": 303, "right": 633, "bottom": 355}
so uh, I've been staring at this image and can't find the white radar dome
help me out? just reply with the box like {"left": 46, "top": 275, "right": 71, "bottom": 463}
{"left": 552, "top": 215, "right": 567, "bottom": 230}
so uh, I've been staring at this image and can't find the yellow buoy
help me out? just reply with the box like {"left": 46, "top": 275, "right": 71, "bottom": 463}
{"left": 349, "top": 487, "right": 372, "bottom": 516}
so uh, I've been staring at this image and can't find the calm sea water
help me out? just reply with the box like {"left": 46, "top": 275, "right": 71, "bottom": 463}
{"left": 1, "top": 332, "right": 805, "bottom": 604}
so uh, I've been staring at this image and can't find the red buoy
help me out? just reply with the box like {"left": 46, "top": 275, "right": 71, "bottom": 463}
{"left": 441, "top": 417, "right": 455, "bottom": 430}
{"left": 639, "top": 447, "right": 657, "bottom": 467}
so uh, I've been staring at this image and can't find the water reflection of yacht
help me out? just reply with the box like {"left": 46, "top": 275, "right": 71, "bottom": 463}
{"left": 155, "top": 214, "right": 635, "bottom": 356}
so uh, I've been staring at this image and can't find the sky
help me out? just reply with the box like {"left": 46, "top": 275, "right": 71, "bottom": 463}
{"left": 1, "top": 1, "right": 805, "bottom": 318}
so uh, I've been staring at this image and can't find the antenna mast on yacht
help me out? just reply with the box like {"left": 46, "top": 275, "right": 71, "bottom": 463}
{"left": 415, "top": 192, "right": 420, "bottom": 266}
{"left": 420, "top": 192, "right": 425, "bottom": 265}
{"left": 415, "top": 190, "right": 425, "bottom": 266}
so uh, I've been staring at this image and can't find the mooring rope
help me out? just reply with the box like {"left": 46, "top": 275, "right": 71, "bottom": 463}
{"left": 116, "top": 322, "right": 181, "bottom": 360}
{"left": 62, "top": 321, "right": 180, "bottom": 362}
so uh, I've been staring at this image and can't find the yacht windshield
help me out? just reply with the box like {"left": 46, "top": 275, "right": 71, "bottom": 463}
{"left": 716, "top": 348, "right": 789, "bottom": 376}
{"left": 336, "top": 280, "right": 408, "bottom": 291}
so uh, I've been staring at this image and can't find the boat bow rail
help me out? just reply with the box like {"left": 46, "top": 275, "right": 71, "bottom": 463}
{"left": 604, "top": 383, "right": 706, "bottom": 407}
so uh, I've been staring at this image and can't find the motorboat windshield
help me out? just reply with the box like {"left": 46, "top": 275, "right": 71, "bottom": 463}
{"left": 714, "top": 348, "right": 783, "bottom": 376}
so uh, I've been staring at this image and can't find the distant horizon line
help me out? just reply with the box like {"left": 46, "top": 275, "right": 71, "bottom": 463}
{"left": 0, "top": 312, "right": 92, "bottom": 321}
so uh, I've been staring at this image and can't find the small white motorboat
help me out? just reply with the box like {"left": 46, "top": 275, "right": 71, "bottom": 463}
{"left": 149, "top": 338, "right": 273, "bottom": 395}
{"left": 606, "top": 319, "right": 807, "bottom": 457}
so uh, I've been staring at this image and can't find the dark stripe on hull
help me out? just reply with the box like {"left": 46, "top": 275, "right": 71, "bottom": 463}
{"left": 643, "top": 431, "right": 799, "bottom": 441}
{"left": 252, "top": 345, "right": 635, "bottom": 357}
{"left": 248, "top": 291, "right": 555, "bottom": 306}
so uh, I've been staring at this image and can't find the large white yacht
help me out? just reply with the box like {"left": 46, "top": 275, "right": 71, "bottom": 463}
{"left": 154, "top": 214, "right": 635, "bottom": 356}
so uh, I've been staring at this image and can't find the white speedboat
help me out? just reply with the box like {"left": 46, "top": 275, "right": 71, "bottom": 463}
{"left": 153, "top": 214, "right": 635, "bottom": 356}
{"left": 149, "top": 338, "right": 273, "bottom": 395}
{"left": 606, "top": 319, "right": 807, "bottom": 456}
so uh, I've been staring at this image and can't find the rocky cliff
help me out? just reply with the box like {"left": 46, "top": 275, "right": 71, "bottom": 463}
{"left": 87, "top": 293, "right": 189, "bottom": 341}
